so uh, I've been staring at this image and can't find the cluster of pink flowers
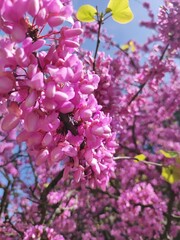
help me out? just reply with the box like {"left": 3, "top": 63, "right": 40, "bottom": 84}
{"left": 112, "top": 183, "right": 166, "bottom": 239}
{"left": 0, "top": 0, "right": 117, "bottom": 191}
{"left": 158, "top": 0, "right": 180, "bottom": 52}
{"left": 24, "top": 225, "right": 64, "bottom": 240}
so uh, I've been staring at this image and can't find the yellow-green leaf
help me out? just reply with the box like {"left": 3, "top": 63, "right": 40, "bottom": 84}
{"left": 162, "top": 166, "right": 175, "bottom": 184}
{"left": 129, "top": 40, "right": 136, "bottom": 52}
{"left": 159, "top": 150, "right": 178, "bottom": 158}
{"left": 134, "top": 154, "right": 146, "bottom": 162}
{"left": 161, "top": 155, "right": 180, "bottom": 184}
{"left": 76, "top": 5, "right": 97, "bottom": 22}
{"left": 121, "top": 43, "right": 129, "bottom": 51}
{"left": 121, "top": 40, "right": 136, "bottom": 52}
{"left": 107, "top": 0, "right": 134, "bottom": 24}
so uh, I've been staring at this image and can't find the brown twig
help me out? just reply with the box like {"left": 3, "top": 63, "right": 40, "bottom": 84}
{"left": 39, "top": 170, "right": 64, "bottom": 224}
{"left": 93, "top": 13, "right": 103, "bottom": 72}
{"left": 128, "top": 43, "right": 169, "bottom": 106}
{"left": 160, "top": 184, "right": 175, "bottom": 240}
{"left": 114, "top": 156, "right": 162, "bottom": 167}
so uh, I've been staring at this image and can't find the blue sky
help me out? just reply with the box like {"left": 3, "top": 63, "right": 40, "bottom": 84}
{"left": 72, "top": 0, "right": 164, "bottom": 52}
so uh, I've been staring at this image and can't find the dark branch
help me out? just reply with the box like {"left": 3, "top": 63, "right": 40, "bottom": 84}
{"left": 58, "top": 113, "right": 78, "bottom": 136}
{"left": 93, "top": 12, "right": 103, "bottom": 72}
{"left": 39, "top": 170, "right": 64, "bottom": 224}
{"left": 160, "top": 184, "right": 175, "bottom": 240}
{"left": 128, "top": 43, "right": 169, "bottom": 106}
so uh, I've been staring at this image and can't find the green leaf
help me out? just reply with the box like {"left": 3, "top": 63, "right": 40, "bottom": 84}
{"left": 159, "top": 150, "right": 178, "bottom": 158}
{"left": 105, "top": 8, "right": 112, "bottom": 14}
{"left": 121, "top": 43, "right": 129, "bottom": 51}
{"left": 134, "top": 154, "right": 146, "bottom": 162}
{"left": 107, "top": 0, "right": 134, "bottom": 24}
{"left": 161, "top": 155, "right": 180, "bottom": 184}
{"left": 162, "top": 166, "right": 175, "bottom": 184}
{"left": 76, "top": 5, "right": 97, "bottom": 22}
{"left": 121, "top": 40, "right": 136, "bottom": 52}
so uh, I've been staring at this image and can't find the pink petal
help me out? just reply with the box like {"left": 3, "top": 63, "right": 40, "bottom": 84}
{"left": 1, "top": 113, "right": 20, "bottom": 132}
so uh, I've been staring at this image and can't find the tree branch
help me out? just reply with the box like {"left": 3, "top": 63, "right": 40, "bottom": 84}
{"left": 128, "top": 43, "right": 169, "bottom": 106}
{"left": 38, "top": 170, "right": 64, "bottom": 224}
{"left": 160, "top": 184, "right": 175, "bottom": 240}
{"left": 93, "top": 15, "right": 103, "bottom": 72}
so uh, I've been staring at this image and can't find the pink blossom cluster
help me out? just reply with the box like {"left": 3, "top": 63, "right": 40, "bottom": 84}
{"left": 0, "top": 0, "right": 117, "bottom": 190}
{"left": 0, "top": 0, "right": 73, "bottom": 38}
{"left": 47, "top": 190, "right": 63, "bottom": 204}
{"left": 24, "top": 225, "right": 64, "bottom": 240}
{"left": 158, "top": 0, "right": 180, "bottom": 52}
{"left": 0, "top": 100, "right": 15, "bottom": 156}
{"left": 76, "top": 1, "right": 180, "bottom": 238}
{"left": 86, "top": 22, "right": 180, "bottom": 157}
{"left": 112, "top": 183, "right": 166, "bottom": 239}
{"left": 140, "top": 2, "right": 157, "bottom": 29}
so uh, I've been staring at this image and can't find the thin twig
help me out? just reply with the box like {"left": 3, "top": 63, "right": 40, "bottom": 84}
{"left": 115, "top": 43, "right": 139, "bottom": 72}
{"left": 160, "top": 184, "right": 175, "bottom": 240}
{"left": 128, "top": 43, "right": 169, "bottom": 106}
{"left": 39, "top": 170, "right": 64, "bottom": 224}
{"left": 114, "top": 156, "right": 162, "bottom": 167}
{"left": 131, "top": 116, "right": 139, "bottom": 151}
{"left": 8, "top": 219, "right": 24, "bottom": 238}
{"left": 93, "top": 13, "right": 103, "bottom": 72}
